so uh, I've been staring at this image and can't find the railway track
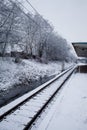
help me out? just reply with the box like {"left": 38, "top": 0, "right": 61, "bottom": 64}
{"left": 0, "top": 66, "right": 76, "bottom": 130}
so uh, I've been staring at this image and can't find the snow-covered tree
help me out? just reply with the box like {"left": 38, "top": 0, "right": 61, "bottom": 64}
{"left": 0, "top": 0, "right": 76, "bottom": 62}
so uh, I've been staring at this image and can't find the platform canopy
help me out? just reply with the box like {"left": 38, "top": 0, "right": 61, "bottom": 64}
{"left": 72, "top": 42, "right": 87, "bottom": 57}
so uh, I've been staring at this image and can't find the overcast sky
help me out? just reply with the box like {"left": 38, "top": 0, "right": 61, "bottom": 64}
{"left": 26, "top": 0, "right": 87, "bottom": 43}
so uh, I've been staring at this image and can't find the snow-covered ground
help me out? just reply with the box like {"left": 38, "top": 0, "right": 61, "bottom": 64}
{"left": 0, "top": 57, "right": 72, "bottom": 91}
{"left": 33, "top": 72, "right": 87, "bottom": 130}
{"left": 0, "top": 57, "right": 73, "bottom": 107}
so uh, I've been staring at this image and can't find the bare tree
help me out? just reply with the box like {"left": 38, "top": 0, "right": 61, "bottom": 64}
{"left": 0, "top": 0, "right": 76, "bottom": 62}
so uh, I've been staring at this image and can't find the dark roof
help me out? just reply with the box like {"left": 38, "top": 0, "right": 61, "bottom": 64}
{"left": 72, "top": 42, "right": 87, "bottom": 57}
{"left": 72, "top": 42, "right": 87, "bottom": 44}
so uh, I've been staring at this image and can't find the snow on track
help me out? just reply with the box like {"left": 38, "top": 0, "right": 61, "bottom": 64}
{"left": 0, "top": 67, "right": 75, "bottom": 130}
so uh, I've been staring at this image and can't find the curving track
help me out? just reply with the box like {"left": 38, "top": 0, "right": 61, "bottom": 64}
{"left": 0, "top": 66, "right": 76, "bottom": 130}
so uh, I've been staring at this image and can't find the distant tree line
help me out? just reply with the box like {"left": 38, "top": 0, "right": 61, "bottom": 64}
{"left": 0, "top": 0, "right": 76, "bottom": 62}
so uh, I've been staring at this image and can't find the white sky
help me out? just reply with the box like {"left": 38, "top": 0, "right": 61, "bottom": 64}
{"left": 26, "top": 0, "right": 87, "bottom": 43}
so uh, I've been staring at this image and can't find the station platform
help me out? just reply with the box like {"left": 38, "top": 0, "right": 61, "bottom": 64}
{"left": 34, "top": 71, "right": 87, "bottom": 130}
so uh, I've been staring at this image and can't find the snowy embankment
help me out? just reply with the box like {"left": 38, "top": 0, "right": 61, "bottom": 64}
{"left": 0, "top": 57, "right": 73, "bottom": 107}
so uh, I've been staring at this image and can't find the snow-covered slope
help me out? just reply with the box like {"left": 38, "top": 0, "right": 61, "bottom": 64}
{"left": 0, "top": 58, "right": 61, "bottom": 91}
{"left": 0, "top": 57, "right": 73, "bottom": 107}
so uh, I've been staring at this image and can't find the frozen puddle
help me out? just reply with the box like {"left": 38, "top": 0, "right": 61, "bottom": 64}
{"left": 34, "top": 72, "right": 87, "bottom": 130}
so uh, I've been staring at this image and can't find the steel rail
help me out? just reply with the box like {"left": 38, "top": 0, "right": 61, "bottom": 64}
{"left": 24, "top": 66, "right": 76, "bottom": 130}
{"left": 0, "top": 65, "right": 77, "bottom": 124}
